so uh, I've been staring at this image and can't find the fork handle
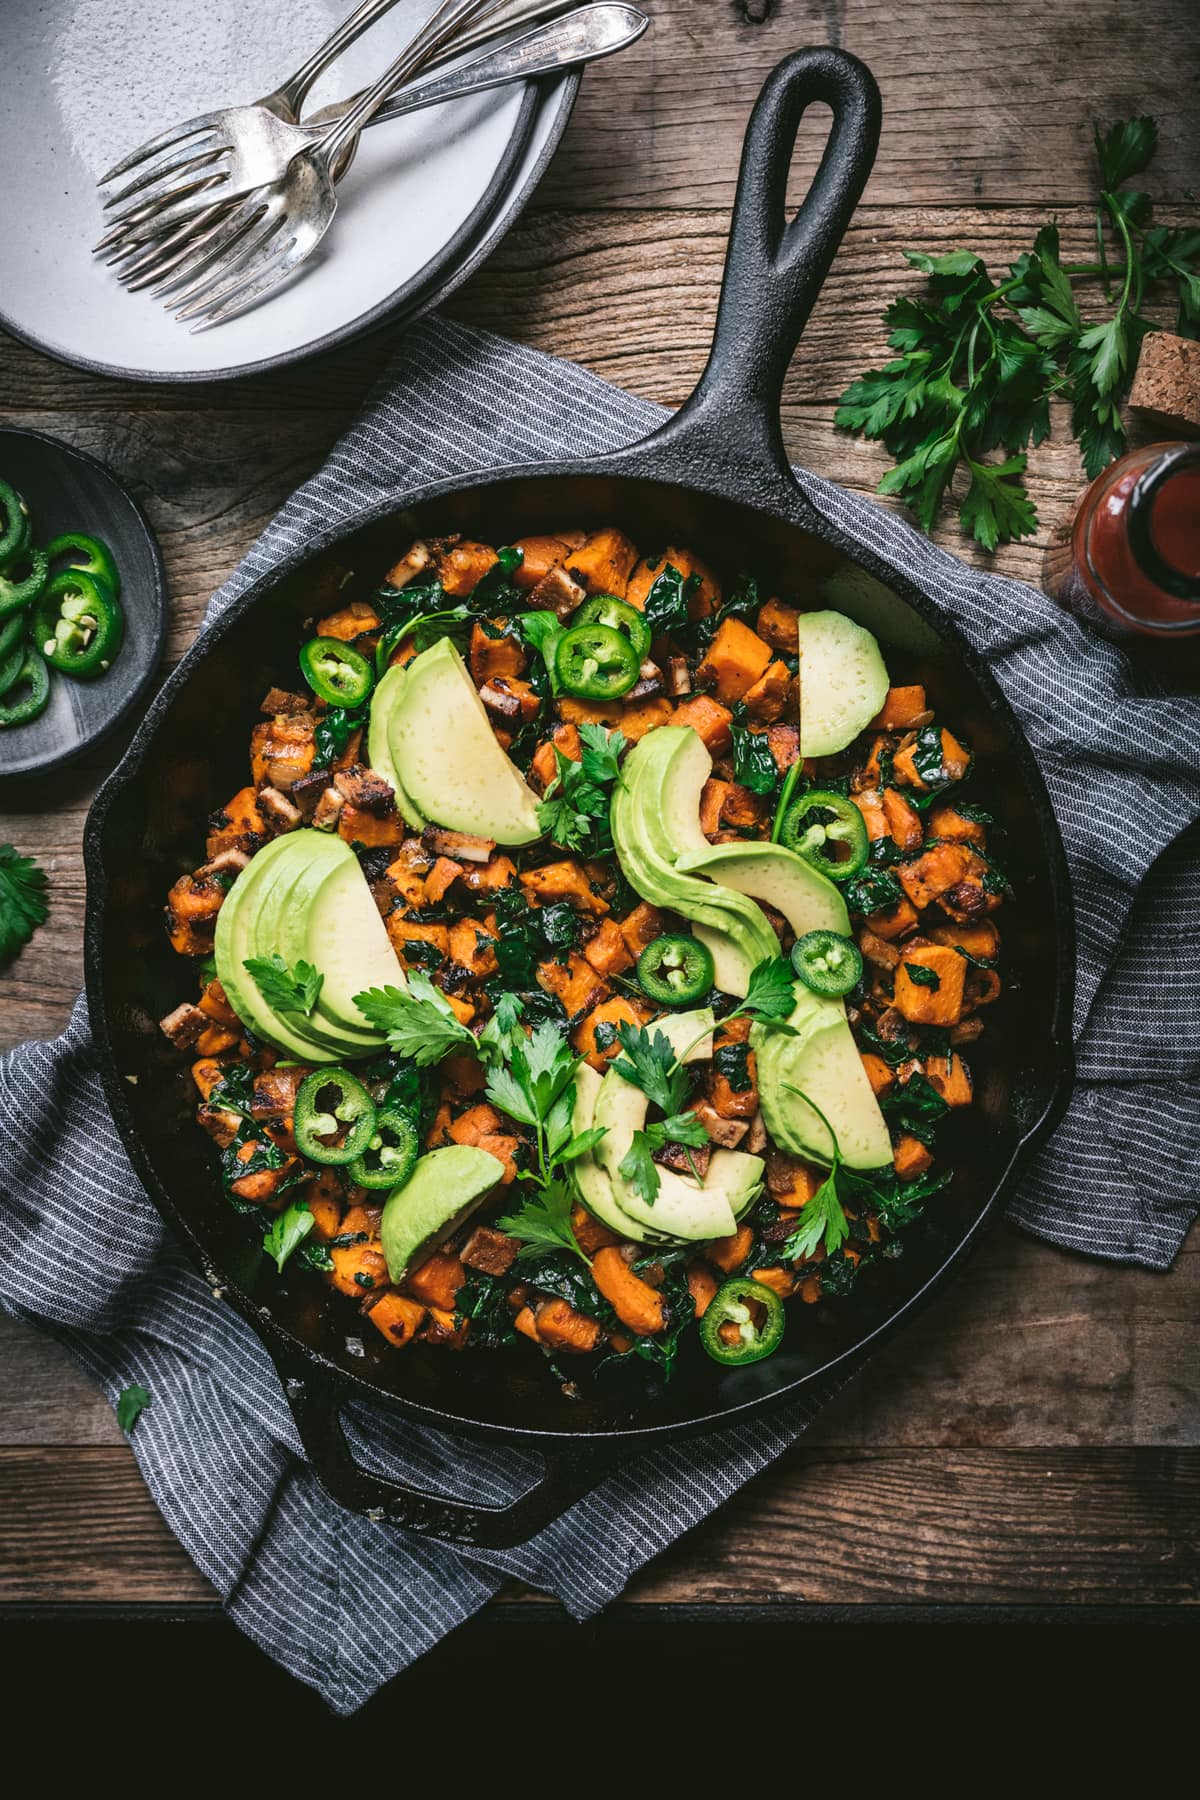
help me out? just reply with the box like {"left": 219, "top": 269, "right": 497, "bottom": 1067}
{"left": 274, "top": 0, "right": 412, "bottom": 115}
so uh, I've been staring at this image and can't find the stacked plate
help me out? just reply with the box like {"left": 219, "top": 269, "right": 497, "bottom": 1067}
{"left": 0, "top": 0, "right": 578, "bottom": 381}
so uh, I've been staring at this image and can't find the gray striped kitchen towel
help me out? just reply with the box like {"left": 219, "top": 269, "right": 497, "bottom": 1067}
{"left": 2, "top": 316, "right": 1198, "bottom": 1711}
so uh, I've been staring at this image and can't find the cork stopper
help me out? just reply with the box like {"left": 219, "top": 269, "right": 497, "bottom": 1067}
{"left": 1128, "top": 331, "right": 1200, "bottom": 437}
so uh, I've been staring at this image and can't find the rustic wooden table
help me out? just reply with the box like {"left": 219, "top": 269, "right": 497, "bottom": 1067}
{"left": 2, "top": 1, "right": 1197, "bottom": 1634}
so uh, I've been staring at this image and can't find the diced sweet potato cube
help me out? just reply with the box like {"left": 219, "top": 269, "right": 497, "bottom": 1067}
{"left": 303, "top": 1169, "right": 344, "bottom": 1242}
{"left": 521, "top": 860, "right": 609, "bottom": 914}
{"left": 469, "top": 619, "right": 526, "bottom": 685}
{"left": 512, "top": 535, "right": 571, "bottom": 590}
{"left": 386, "top": 915, "right": 450, "bottom": 967}
{"left": 532, "top": 1297, "right": 603, "bottom": 1353}
{"left": 859, "top": 735, "right": 891, "bottom": 789}
{"left": 591, "top": 1246, "right": 666, "bottom": 1335}
{"left": 571, "top": 1202, "right": 621, "bottom": 1255}
{"left": 329, "top": 1236, "right": 389, "bottom": 1299}
{"left": 870, "top": 685, "right": 927, "bottom": 729}
{"left": 365, "top": 1291, "right": 427, "bottom": 1347}
{"left": 756, "top": 596, "right": 801, "bottom": 651}
{"left": 765, "top": 1150, "right": 824, "bottom": 1206}
{"left": 338, "top": 802, "right": 405, "bottom": 849}
{"left": 383, "top": 839, "right": 432, "bottom": 908}
{"left": 573, "top": 996, "right": 650, "bottom": 1070}
{"left": 563, "top": 527, "right": 640, "bottom": 598}
{"left": 404, "top": 1249, "right": 466, "bottom": 1312}
{"left": 476, "top": 1134, "right": 520, "bottom": 1185}
{"left": 459, "top": 855, "right": 517, "bottom": 897}
{"left": 538, "top": 952, "right": 610, "bottom": 1022}
{"left": 250, "top": 714, "right": 316, "bottom": 791}
{"left": 420, "top": 1306, "right": 469, "bottom": 1349}
{"left": 619, "top": 697, "right": 674, "bottom": 741}
{"left": 583, "top": 917, "right": 635, "bottom": 978}
{"left": 893, "top": 1135, "right": 934, "bottom": 1180}
{"left": 671, "top": 694, "right": 733, "bottom": 756}
{"left": 897, "top": 843, "right": 985, "bottom": 912}
{"left": 721, "top": 782, "right": 767, "bottom": 829}
{"left": 530, "top": 722, "right": 583, "bottom": 791}
{"left": 557, "top": 695, "right": 625, "bottom": 730}
{"left": 883, "top": 787, "right": 924, "bottom": 851}
{"left": 206, "top": 786, "right": 268, "bottom": 860}
{"left": 929, "top": 803, "right": 987, "bottom": 844}
{"left": 743, "top": 659, "right": 793, "bottom": 723}
{"left": 923, "top": 1052, "right": 973, "bottom": 1107}
{"left": 426, "top": 1101, "right": 454, "bottom": 1148}
{"left": 435, "top": 540, "right": 498, "bottom": 598}
{"left": 618, "top": 903, "right": 665, "bottom": 958}
{"left": 860, "top": 1052, "right": 896, "bottom": 1097}
{"left": 626, "top": 546, "right": 721, "bottom": 618}
{"left": 513, "top": 1304, "right": 541, "bottom": 1344}
{"left": 893, "top": 727, "right": 971, "bottom": 790}
{"left": 894, "top": 944, "right": 966, "bottom": 1025}
{"left": 696, "top": 617, "right": 773, "bottom": 704}
{"left": 315, "top": 600, "right": 380, "bottom": 641}
{"left": 442, "top": 1052, "right": 486, "bottom": 1098}
{"left": 929, "top": 920, "right": 1000, "bottom": 959}
{"left": 867, "top": 897, "right": 921, "bottom": 940}
{"left": 852, "top": 788, "right": 887, "bottom": 842}
{"left": 686, "top": 1260, "right": 720, "bottom": 1316}
{"left": 700, "top": 778, "right": 729, "bottom": 837}
{"left": 753, "top": 1266, "right": 799, "bottom": 1300}
{"left": 425, "top": 857, "right": 463, "bottom": 904}
{"left": 447, "top": 1103, "right": 506, "bottom": 1147}
{"left": 448, "top": 918, "right": 499, "bottom": 979}
{"left": 705, "top": 1224, "right": 754, "bottom": 1274}
{"left": 442, "top": 992, "right": 475, "bottom": 1026}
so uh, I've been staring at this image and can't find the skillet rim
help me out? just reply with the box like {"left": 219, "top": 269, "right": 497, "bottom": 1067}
{"left": 83, "top": 454, "right": 1077, "bottom": 1448}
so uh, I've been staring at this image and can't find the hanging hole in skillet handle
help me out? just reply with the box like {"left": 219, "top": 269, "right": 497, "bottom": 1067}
{"left": 272, "top": 1352, "right": 612, "bottom": 1547}
{"left": 642, "top": 47, "right": 881, "bottom": 496}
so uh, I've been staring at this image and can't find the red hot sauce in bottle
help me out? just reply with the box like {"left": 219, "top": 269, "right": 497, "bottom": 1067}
{"left": 1044, "top": 442, "right": 1200, "bottom": 638}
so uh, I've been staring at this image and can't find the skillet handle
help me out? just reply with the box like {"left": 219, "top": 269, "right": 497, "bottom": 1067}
{"left": 644, "top": 47, "right": 881, "bottom": 488}
{"left": 274, "top": 1355, "right": 612, "bottom": 1548}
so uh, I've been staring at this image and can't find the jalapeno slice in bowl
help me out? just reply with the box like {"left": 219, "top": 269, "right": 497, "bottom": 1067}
{"left": 0, "top": 480, "right": 31, "bottom": 568}
{"left": 637, "top": 933, "right": 715, "bottom": 1005}
{"left": 572, "top": 592, "right": 652, "bottom": 662}
{"left": 43, "top": 531, "right": 121, "bottom": 603}
{"left": 294, "top": 1068, "right": 377, "bottom": 1166}
{"left": 791, "top": 929, "right": 864, "bottom": 997}
{"left": 554, "top": 622, "right": 641, "bottom": 699}
{"left": 32, "top": 568, "right": 124, "bottom": 679}
{"left": 347, "top": 1105, "right": 420, "bottom": 1191}
{"left": 0, "top": 646, "right": 51, "bottom": 728}
{"left": 699, "top": 1275, "right": 786, "bottom": 1365}
{"left": 299, "top": 636, "right": 374, "bottom": 707}
{"left": 778, "top": 789, "right": 869, "bottom": 882}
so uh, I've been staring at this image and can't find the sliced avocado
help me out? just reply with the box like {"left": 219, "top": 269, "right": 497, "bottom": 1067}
{"left": 570, "top": 1064, "right": 677, "bottom": 1246}
{"left": 383, "top": 638, "right": 541, "bottom": 845}
{"left": 380, "top": 1144, "right": 505, "bottom": 1282}
{"left": 591, "top": 1006, "right": 758, "bottom": 1242}
{"left": 367, "top": 664, "right": 427, "bottom": 830}
{"left": 611, "top": 727, "right": 778, "bottom": 997}
{"left": 214, "top": 839, "right": 343, "bottom": 1063}
{"left": 753, "top": 981, "right": 891, "bottom": 1170}
{"left": 796, "top": 610, "right": 889, "bottom": 758}
{"left": 268, "top": 831, "right": 404, "bottom": 1034}
{"left": 676, "top": 838, "right": 850, "bottom": 939}
{"left": 710, "top": 1147, "right": 767, "bottom": 1219}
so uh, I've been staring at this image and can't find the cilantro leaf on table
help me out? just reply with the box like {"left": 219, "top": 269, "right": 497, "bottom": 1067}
{"left": 353, "top": 973, "right": 476, "bottom": 1065}
{"left": 116, "top": 1384, "right": 151, "bottom": 1434}
{"left": 0, "top": 844, "right": 48, "bottom": 963}
{"left": 244, "top": 953, "right": 324, "bottom": 1018}
{"left": 495, "top": 1178, "right": 587, "bottom": 1263}
{"left": 262, "top": 1199, "right": 315, "bottom": 1273}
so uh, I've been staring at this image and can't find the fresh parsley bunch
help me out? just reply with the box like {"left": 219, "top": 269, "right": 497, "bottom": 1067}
{"left": 836, "top": 116, "right": 1199, "bottom": 548}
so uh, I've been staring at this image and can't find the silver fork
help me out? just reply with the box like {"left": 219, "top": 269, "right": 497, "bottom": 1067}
{"left": 96, "top": 0, "right": 571, "bottom": 255}
{"left": 146, "top": 0, "right": 551, "bottom": 329}
{"left": 115, "top": 6, "right": 646, "bottom": 299}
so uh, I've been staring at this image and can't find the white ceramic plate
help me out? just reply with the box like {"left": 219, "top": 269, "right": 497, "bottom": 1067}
{"left": 0, "top": 0, "right": 571, "bottom": 381}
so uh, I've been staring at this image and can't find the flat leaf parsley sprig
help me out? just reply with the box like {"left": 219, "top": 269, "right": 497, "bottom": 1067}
{"left": 835, "top": 115, "right": 1200, "bottom": 548}
{"left": 0, "top": 843, "right": 48, "bottom": 963}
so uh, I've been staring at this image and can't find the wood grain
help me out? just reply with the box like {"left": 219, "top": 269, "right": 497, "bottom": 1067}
{"left": 1, "top": 1445, "right": 1194, "bottom": 1607}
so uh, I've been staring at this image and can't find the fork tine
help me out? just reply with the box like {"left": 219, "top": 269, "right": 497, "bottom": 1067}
{"left": 95, "top": 170, "right": 226, "bottom": 254}
{"left": 116, "top": 205, "right": 228, "bottom": 289}
{"left": 102, "top": 136, "right": 223, "bottom": 212}
{"left": 186, "top": 235, "right": 302, "bottom": 331}
{"left": 100, "top": 157, "right": 231, "bottom": 230}
{"left": 171, "top": 213, "right": 284, "bottom": 316}
{"left": 98, "top": 114, "right": 222, "bottom": 186}
{"left": 151, "top": 196, "right": 269, "bottom": 302}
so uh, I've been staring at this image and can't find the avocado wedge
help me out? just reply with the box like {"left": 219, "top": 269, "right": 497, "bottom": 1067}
{"left": 753, "top": 981, "right": 891, "bottom": 1170}
{"left": 367, "top": 663, "right": 427, "bottom": 831}
{"left": 676, "top": 838, "right": 850, "bottom": 939}
{"left": 381, "top": 1144, "right": 506, "bottom": 1282}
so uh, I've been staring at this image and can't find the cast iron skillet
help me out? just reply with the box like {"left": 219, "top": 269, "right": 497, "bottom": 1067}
{"left": 85, "top": 48, "right": 1075, "bottom": 1547}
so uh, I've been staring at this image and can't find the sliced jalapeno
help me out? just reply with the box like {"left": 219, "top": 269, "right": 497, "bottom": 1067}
{"left": 778, "top": 789, "right": 869, "bottom": 883}
{"left": 299, "top": 636, "right": 375, "bottom": 707}
{"left": 699, "top": 1275, "right": 786, "bottom": 1366}
{"left": 572, "top": 593, "right": 652, "bottom": 662}
{"left": 0, "top": 544, "right": 48, "bottom": 619}
{"left": 791, "top": 929, "right": 864, "bottom": 997}
{"left": 32, "top": 568, "right": 124, "bottom": 679}
{"left": 294, "top": 1067, "right": 377, "bottom": 1166}
{"left": 637, "top": 934, "right": 715, "bottom": 1006}
{"left": 43, "top": 531, "right": 121, "bottom": 602}
{"left": 347, "top": 1105, "right": 419, "bottom": 1191}
{"left": 0, "top": 479, "right": 31, "bottom": 568}
{"left": 0, "top": 646, "right": 51, "bottom": 728}
{"left": 554, "top": 622, "right": 641, "bottom": 699}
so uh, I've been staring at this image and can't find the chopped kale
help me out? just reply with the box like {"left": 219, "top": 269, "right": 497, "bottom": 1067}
{"left": 313, "top": 704, "right": 367, "bottom": 769}
{"left": 843, "top": 866, "right": 904, "bottom": 916}
{"left": 729, "top": 705, "right": 780, "bottom": 795}
{"left": 713, "top": 1039, "right": 753, "bottom": 1092}
{"left": 640, "top": 562, "right": 700, "bottom": 636}
{"left": 880, "top": 1072, "right": 950, "bottom": 1147}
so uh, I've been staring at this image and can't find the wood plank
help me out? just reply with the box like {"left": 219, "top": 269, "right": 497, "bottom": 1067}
{"left": 3, "top": 1227, "right": 1196, "bottom": 1451}
{"left": 541, "top": 0, "right": 1200, "bottom": 210}
{"left": 1, "top": 1445, "right": 1194, "bottom": 1606}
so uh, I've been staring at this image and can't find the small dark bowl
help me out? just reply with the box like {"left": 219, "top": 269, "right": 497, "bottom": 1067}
{"left": 0, "top": 428, "right": 167, "bottom": 778}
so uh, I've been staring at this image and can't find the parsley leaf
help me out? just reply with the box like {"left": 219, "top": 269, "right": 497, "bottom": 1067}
{"left": 353, "top": 974, "right": 476, "bottom": 1065}
{"left": 778, "top": 1088, "right": 851, "bottom": 1260}
{"left": 262, "top": 1199, "right": 314, "bottom": 1273}
{"left": 116, "top": 1384, "right": 151, "bottom": 1434}
{"left": 740, "top": 956, "right": 798, "bottom": 1025}
{"left": 618, "top": 1130, "right": 662, "bottom": 1207}
{"left": 0, "top": 844, "right": 48, "bottom": 962}
{"left": 244, "top": 953, "right": 324, "bottom": 1018}
{"left": 495, "top": 1178, "right": 587, "bottom": 1263}
{"left": 578, "top": 721, "right": 627, "bottom": 786}
{"left": 536, "top": 744, "right": 618, "bottom": 856}
{"left": 613, "top": 1023, "right": 690, "bottom": 1115}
